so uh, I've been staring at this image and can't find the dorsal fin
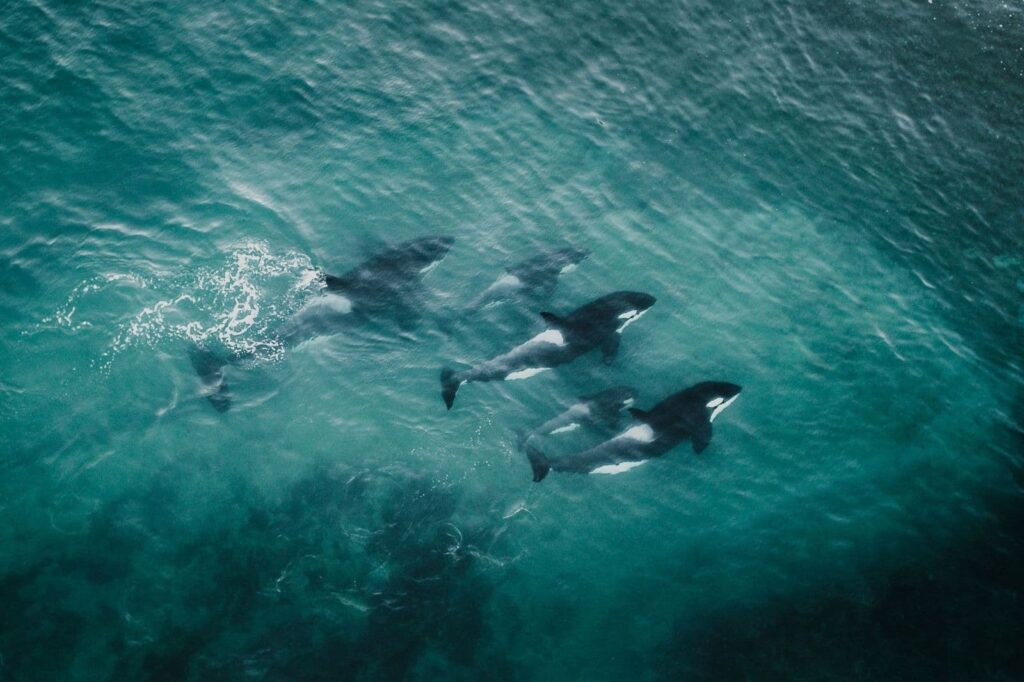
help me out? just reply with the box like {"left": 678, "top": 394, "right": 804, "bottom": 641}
{"left": 540, "top": 312, "right": 565, "bottom": 327}
{"left": 627, "top": 407, "right": 651, "bottom": 422}
{"left": 324, "top": 273, "right": 349, "bottom": 291}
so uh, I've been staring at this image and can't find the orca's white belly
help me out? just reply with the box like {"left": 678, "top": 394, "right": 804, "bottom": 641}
{"left": 506, "top": 367, "right": 550, "bottom": 381}
{"left": 591, "top": 460, "right": 648, "bottom": 475}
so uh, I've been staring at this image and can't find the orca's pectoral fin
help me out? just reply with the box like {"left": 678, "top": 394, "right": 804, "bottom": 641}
{"left": 441, "top": 367, "right": 461, "bottom": 410}
{"left": 692, "top": 420, "right": 713, "bottom": 454}
{"left": 600, "top": 334, "right": 620, "bottom": 365}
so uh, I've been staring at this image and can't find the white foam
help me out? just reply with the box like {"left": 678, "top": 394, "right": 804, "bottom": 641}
{"left": 102, "top": 241, "right": 318, "bottom": 369}
{"left": 591, "top": 460, "right": 648, "bottom": 475}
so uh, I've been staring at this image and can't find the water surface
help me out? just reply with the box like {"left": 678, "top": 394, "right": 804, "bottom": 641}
{"left": 1, "top": 0, "right": 1023, "bottom": 679}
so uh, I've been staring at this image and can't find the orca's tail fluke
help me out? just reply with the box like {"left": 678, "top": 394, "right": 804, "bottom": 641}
{"left": 526, "top": 445, "right": 551, "bottom": 483}
{"left": 441, "top": 367, "right": 461, "bottom": 410}
{"left": 189, "top": 345, "right": 232, "bottom": 413}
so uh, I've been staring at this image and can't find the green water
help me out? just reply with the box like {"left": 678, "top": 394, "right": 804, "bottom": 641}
{"left": 2, "top": 0, "right": 1023, "bottom": 679}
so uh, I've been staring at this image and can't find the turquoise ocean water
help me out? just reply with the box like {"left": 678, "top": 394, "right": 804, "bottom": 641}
{"left": 2, "top": 0, "right": 1023, "bottom": 679}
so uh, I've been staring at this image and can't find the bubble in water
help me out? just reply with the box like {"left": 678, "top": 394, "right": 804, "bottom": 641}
{"left": 42, "top": 273, "right": 147, "bottom": 331}
{"left": 101, "top": 241, "right": 322, "bottom": 368}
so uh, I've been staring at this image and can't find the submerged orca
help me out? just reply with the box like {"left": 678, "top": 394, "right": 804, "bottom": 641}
{"left": 440, "top": 291, "right": 656, "bottom": 410}
{"left": 526, "top": 381, "right": 741, "bottom": 481}
{"left": 517, "top": 386, "right": 637, "bottom": 450}
{"left": 280, "top": 235, "right": 454, "bottom": 345}
{"left": 468, "top": 246, "right": 589, "bottom": 308}
{"left": 192, "top": 236, "right": 454, "bottom": 411}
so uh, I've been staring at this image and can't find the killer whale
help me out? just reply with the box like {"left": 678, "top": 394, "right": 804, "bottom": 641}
{"left": 322, "top": 236, "right": 454, "bottom": 311}
{"left": 526, "top": 381, "right": 741, "bottom": 481}
{"left": 440, "top": 291, "right": 656, "bottom": 410}
{"left": 192, "top": 236, "right": 453, "bottom": 411}
{"left": 280, "top": 235, "right": 455, "bottom": 346}
{"left": 468, "top": 246, "right": 589, "bottom": 308}
{"left": 517, "top": 386, "right": 637, "bottom": 450}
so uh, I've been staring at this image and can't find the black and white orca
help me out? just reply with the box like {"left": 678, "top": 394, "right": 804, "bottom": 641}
{"left": 192, "top": 236, "right": 454, "bottom": 412}
{"left": 469, "top": 246, "right": 589, "bottom": 308}
{"left": 517, "top": 386, "right": 637, "bottom": 450}
{"left": 440, "top": 291, "right": 656, "bottom": 410}
{"left": 525, "top": 381, "right": 741, "bottom": 481}
{"left": 280, "top": 235, "right": 454, "bottom": 345}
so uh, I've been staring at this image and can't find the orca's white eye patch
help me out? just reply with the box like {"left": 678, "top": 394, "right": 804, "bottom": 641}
{"left": 709, "top": 394, "right": 739, "bottom": 422}
{"left": 616, "top": 309, "right": 648, "bottom": 333}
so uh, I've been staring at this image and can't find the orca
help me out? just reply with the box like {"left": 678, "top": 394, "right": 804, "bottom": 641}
{"left": 525, "top": 381, "right": 742, "bottom": 481}
{"left": 517, "top": 386, "right": 637, "bottom": 450}
{"left": 192, "top": 236, "right": 453, "bottom": 411}
{"left": 440, "top": 291, "right": 656, "bottom": 410}
{"left": 281, "top": 235, "right": 455, "bottom": 345}
{"left": 469, "top": 246, "right": 589, "bottom": 308}
{"left": 323, "top": 236, "right": 454, "bottom": 311}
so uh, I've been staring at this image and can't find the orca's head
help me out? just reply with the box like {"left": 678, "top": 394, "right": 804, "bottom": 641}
{"left": 691, "top": 381, "right": 742, "bottom": 422}
{"left": 602, "top": 291, "right": 656, "bottom": 333}
{"left": 551, "top": 246, "right": 590, "bottom": 272}
{"left": 403, "top": 236, "right": 455, "bottom": 272}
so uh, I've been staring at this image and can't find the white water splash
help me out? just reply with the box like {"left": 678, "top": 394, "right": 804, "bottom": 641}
{"left": 99, "top": 241, "right": 321, "bottom": 369}
{"left": 41, "top": 272, "right": 149, "bottom": 331}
